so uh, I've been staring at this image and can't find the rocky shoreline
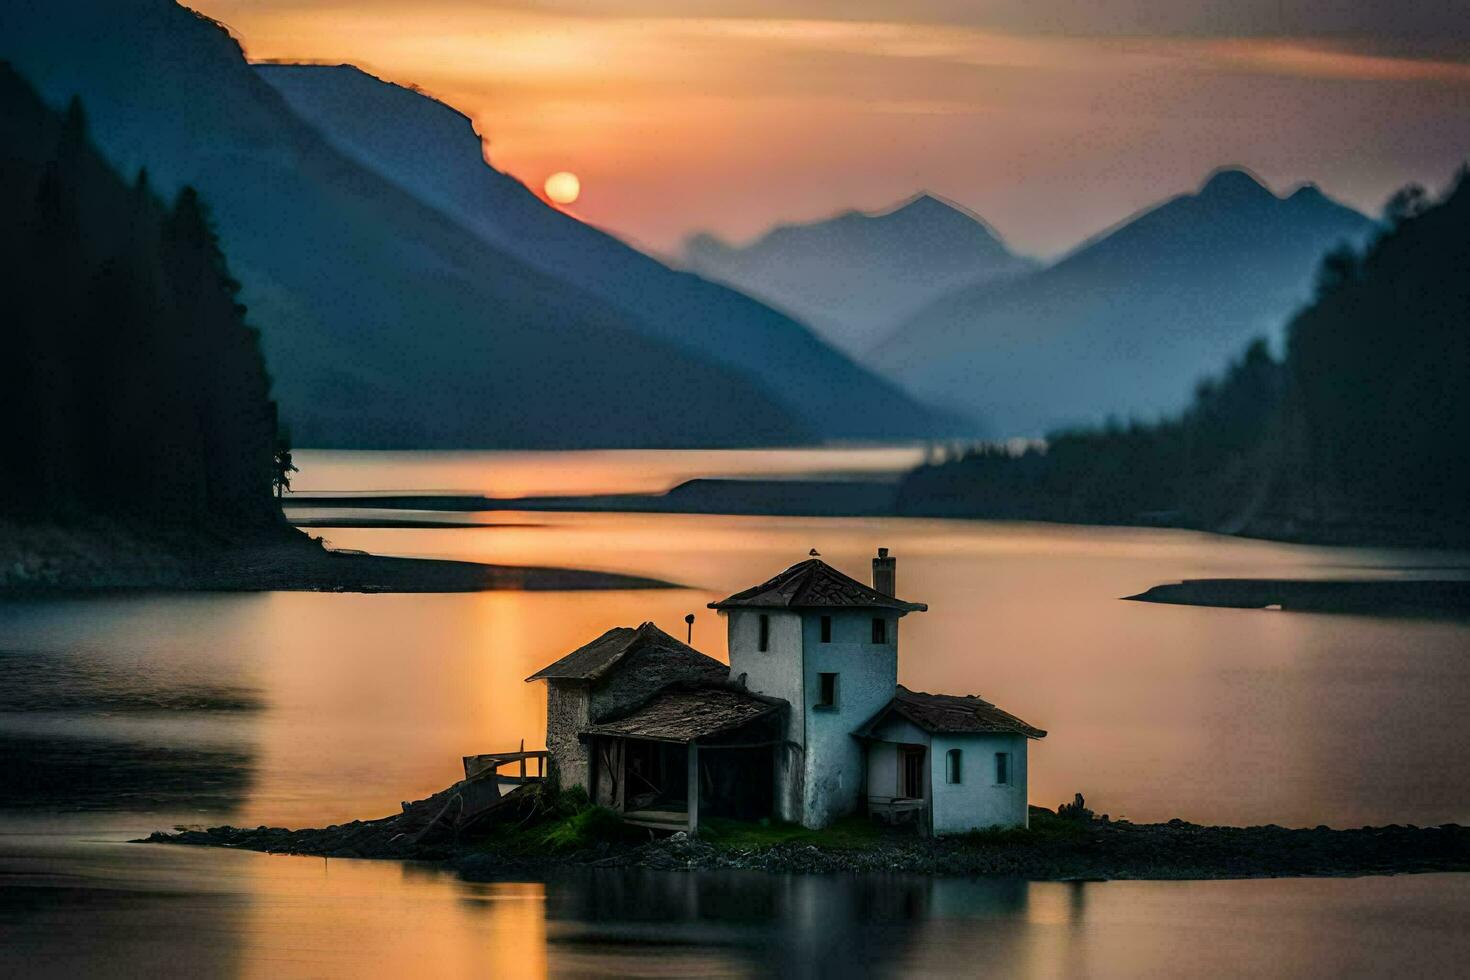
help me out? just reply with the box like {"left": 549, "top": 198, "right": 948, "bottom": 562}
{"left": 143, "top": 801, "right": 1470, "bottom": 882}
{"left": 0, "top": 520, "right": 676, "bottom": 594}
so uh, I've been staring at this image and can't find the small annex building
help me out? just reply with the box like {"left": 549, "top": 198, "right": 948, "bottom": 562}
{"left": 856, "top": 686, "right": 1046, "bottom": 833}
{"left": 525, "top": 621, "right": 786, "bottom": 833}
{"left": 525, "top": 551, "right": 1046, "bottom": 835}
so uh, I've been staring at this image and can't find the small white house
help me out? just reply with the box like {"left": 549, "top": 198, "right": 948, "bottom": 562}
{"left": 710, "top": 550, "right": 1046, "bottom": 833}
{"left": 526, "top": 550, "right": 1046, "bottom": 835}
{"left": 855, "top": 686, "right": 1042, "bottom": 833}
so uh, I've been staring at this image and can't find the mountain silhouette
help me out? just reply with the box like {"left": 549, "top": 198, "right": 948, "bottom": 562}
{"left": 896, "top": 168, "right": 1470, "bottom": 546}
{"left": 0, "top": 64, "right": 279, "bottom": 525}
{"left": 254, "top": 63, "right": 959, "bottom": 442}
{"left": 3, "top": 0, "right": 903, "bottom": 448}
{"left": 683, "top": 194, "right": 1036, "bottom": 356}
{"left": 872, "top": 167, "right": 1373, "bottom": 436}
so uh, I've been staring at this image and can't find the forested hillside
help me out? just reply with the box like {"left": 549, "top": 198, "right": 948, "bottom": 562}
{"left": 0, "top": 64, "right": 279, "bottom": 528}
{"left": 897, "top": 171, "right": 1470, "bottom": 546}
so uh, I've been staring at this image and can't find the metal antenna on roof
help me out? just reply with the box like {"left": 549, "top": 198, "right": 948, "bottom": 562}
{"left": 684, "top": 613, "right": 695, "bottom": 643}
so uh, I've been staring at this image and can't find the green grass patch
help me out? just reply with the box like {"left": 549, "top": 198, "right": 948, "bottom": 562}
{"left": 949, "top": 809, "right": 1089, "bottom": 847}
{"left": 537, "top": 804, "right": 636, "bottom": 852}
{"left": 465, "top": 786, "right": 641, "bottom": 856}
{"left": 700, "top": 815, "right": 887, "bottom": 850}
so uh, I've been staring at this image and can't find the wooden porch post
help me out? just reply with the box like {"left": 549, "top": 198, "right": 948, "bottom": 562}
{"left": 686, "top": 742, "right": 700, "bottom": 836}
{"left": 615, "top": 739, "right": 626, "bottom": 812}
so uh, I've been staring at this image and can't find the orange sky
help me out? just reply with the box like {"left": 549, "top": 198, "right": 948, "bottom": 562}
{"left": 190, "top": 1, "right": 1470, "bottom": 256}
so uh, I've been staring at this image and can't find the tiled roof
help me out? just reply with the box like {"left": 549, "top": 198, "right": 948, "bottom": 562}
{"left": 525, "top": 622, "right": 721, "bottom": 682}
{"left": 856, "top": 685, "right": 1046, "bottom": 739}
{"left": 708, "top": 558, "right": 926, "bottom": 612}
{"left": 581, "top": 685, "right": 786, "bottom": 743}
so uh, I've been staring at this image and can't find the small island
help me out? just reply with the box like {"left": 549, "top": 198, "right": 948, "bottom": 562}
{"left": 144, "top": 784, "right": 1470, "bottom": 882}
{"left": 1126, "top": 578, "right": 1470, "bottom": 618}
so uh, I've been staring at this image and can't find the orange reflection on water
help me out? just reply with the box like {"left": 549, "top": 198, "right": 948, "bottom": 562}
{"left": 289, "top": 447, "right": 924, "bottom": 498}
{"left": 234, "top": 853, "right": 546, "bottom": 979}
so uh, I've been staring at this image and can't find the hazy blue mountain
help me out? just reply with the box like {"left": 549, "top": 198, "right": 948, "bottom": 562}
{"left": 255, "top": 64, "right": 959, "bottom": 442}
{"left": 873, "top": 168, "right": 1374, "bottom": 437}
{"left": 3, "top": 0, "right": 828, "bottom": 448}
{"left": 682, "top": 194, "right": 1037, "bottom": 356}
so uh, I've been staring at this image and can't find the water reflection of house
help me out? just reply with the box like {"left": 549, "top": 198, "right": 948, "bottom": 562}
{"left": 542, "top": 869, "right": 1033, "bottom": 977}
{"left": 526, "top": 550, "right": 1045, "bottom": 834}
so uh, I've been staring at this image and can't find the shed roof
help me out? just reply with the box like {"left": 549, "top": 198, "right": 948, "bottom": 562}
{"left": 708, "top": 558, "right": 927, "bottom": 613}
{"left": 856, "top": 685, "right": 1046, "bottom": 739}
{"left": 581, "top": 685, "right": 785, "bottom": 743}
{"left": 525, "top": 622, "right": 721, "bottom": 683}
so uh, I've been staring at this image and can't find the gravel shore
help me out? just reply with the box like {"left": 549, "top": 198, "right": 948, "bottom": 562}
{"left": 143, "top": 796, "right": 1470, "bottom": 882}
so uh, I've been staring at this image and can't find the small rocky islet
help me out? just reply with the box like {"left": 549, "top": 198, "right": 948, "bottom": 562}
{"left": 142, "top": 786, "right": 1470, "bottom": 882}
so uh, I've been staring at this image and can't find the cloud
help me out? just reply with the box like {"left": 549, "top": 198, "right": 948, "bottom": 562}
{"left": 212, "top": 1, "right": 1470, "bottom": 45}
{"left": 429, "top": 1, "right": 1470, "bottom": 45}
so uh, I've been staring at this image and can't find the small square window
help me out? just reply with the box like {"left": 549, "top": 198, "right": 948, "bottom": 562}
{"left": 816, "top": 672, "right": 838, "bottom": 708}
{"left": 946, "top": 749, "right": 963, "bottom": 784}
{"left": 994, "top": 752, "right": 1011, "bottom": 786}
{"left": 758, "top": 614, "right": 770, "bottom": 652}
{"left": 820, "top": 615, "right": 832, "bottom": 643}
{"left": 871, "top": 617, "right": 888, "bottom": 644}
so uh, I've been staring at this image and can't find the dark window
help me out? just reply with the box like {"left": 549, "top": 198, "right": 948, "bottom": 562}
{"left": 820, "top": 615, "right": 832, "bottom": 643}
{"left": 994, "top": 752, "right": 1010, "bottom": 786}
{"left": 816, "top": 672, "right": 838, "bottom": 708}
{"left": 758, "top": 614, "right": 770, "bottom": 652}
{"left": 946, "top": 749, "right": 963, "bottom": 784}
{"left": 871, "top": 617, "right": 888, "bottom": 644}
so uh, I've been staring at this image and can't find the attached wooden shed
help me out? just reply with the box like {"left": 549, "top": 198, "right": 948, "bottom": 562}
{"left": 581, "top": 684, "right": 788, "bottom": 834}
{"left": 525, "top": 622, "right": 729, "bottom": 791}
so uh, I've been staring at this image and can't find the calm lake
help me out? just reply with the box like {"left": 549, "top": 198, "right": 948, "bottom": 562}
{"left": 3, "top": 448, "right": 1468, "bottom": 977}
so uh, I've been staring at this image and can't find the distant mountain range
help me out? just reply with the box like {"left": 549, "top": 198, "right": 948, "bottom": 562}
{"left": 872, "top": 168, "right": 1374, "bottom": 436}
{"left": 256, "top": 64, "right": 957, "bottom": 444}
{"left": 4, "top": 0, "right": 954, "bottom": 448}
{"left": 683, "top": 194, "right": 1037, "bottom": 356}
{"left": 895, "top": 167, "right": 1470, "bottom": 548}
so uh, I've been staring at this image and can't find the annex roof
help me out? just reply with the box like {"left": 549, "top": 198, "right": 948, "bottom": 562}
{"left": 525, "top": 621, "right": 720, "bottom": 683}
{"left": 708, "top": 558, "right": 927, "bottom": 613}
{"left": 581, "top": 685, "right": 786, "bottom": 744}
{"left": 856, "top": 685, "right": 1047, "bottom": 739}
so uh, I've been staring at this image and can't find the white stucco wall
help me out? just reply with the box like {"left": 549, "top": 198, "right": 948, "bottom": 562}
{"left": 799, "top": 610, "right": 900, "bottom": 828}
{"left": 725, "top": 607, "right": 906, "bottom": 828}
{"left": 928, "top": 733, "right": 1030, "bottom": 832}
{"left": 867, "top": 741, "right": 899, "bottom": 799}
{"left": 726, "top": 609, "right": 806, "bottom": 821}
{"left": 864, "top": 716, "right": 929, "bottom": 800}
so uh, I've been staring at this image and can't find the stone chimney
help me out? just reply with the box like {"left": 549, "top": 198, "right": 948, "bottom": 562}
{"left": 872, "top": 547, "right": 895, "bottom": 596}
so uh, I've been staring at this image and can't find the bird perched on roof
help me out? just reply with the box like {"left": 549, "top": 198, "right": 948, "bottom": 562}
{"left": 809, "top": 548, "right": 821, "bottom": 557}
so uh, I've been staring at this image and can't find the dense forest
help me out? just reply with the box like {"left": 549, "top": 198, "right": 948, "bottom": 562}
{"left": 0, "top": 64, "right": 281, "bottom": 530}
{"left": 898, "top": 170, "right": 1470, "bottom": 546}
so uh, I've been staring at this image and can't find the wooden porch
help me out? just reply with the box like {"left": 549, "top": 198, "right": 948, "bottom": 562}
{"left": 867, "top": 795, "right": 926, "bottom": 827}
{"left": 463, "top": 744, "right": 548, "bottom": 788}
{"left": 623, "top": 806, "right": 691, "bottom": 832}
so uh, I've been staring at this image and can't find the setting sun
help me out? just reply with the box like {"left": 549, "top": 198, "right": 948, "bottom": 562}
{"left": 544, "top": 171, "right": 580, "bottom": 205}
